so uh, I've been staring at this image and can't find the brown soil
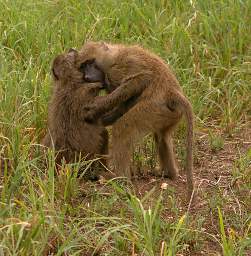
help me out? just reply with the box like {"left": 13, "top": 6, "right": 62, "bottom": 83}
{"left": 80, "top": 124, "right": 251, "bottom": 255}
{"left": 131, "top": 125, "right": 251, "bottom": 255}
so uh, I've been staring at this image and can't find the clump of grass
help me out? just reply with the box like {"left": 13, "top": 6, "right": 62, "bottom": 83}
{"left": 218, "top": 207, "right": 251, "bottom": 256}
{"left": 231, "top": 148, "right": 251, "bottom": 189}
{"left": 209, "top": 131, "right": 225, "bottom": 152}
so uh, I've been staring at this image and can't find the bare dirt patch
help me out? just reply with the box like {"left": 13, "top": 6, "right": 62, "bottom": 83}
{"left": 77, "top": 124, "right": 250, "bottom": 255}
{"left": 131, "top": 125, "right": 251, "bottom": 255}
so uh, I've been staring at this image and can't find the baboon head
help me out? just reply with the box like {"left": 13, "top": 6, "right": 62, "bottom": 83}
{"left": 79, "top": 58, "right": 105, "bottom": 83}
{"left": 52, "top": 49, "right": 79, "bottom": 81}
{"left": 52, "top": 48, "right": 99, "bottom": 88}
{"left": 78, "top": 42, "right": 118, "bottom": 91}
{"left": 79, "top": 41, "right": 110, "bottom": 61}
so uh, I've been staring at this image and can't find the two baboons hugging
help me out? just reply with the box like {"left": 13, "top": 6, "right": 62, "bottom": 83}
{"left": 42, "top": 42, "right": 194, "bottom": 198}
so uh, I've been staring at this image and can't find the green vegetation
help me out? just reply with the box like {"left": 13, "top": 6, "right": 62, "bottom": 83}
{"left": 0, "top": 0, "right": 250, "bottom": 255}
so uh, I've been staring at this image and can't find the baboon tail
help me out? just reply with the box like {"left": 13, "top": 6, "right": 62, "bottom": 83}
{"left": 174, "top": 92, "right": 194, "bottom": 198}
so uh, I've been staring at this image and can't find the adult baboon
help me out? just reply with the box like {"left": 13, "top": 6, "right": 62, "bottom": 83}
{"left": 77, "top": 42, "right": 194, "bottom": 196}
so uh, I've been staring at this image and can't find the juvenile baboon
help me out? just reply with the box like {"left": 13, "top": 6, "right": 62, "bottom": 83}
{"left": 77, "top": 42, "right": 194, "bottom": 197}
{"left": 42, "top": 49, "right": 130, "bottom": 180}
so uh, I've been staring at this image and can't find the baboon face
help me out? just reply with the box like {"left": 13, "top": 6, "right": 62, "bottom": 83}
{"left": 78, "top": 42, "right": 118, "bottom": 91}
{"left": 79, "top": 58, "right": 105, "bottom": 83}
{"left": 53, "top": 46, "right": 108, "bottom": 89}
{"left": 78, "top": 42, "right": 112, "bottom": 72}
{"left": 52, "top": 49, "right": 89, "bottom": 86}
{"left": 52, "top": 49, "right": 76, "bottom": 80}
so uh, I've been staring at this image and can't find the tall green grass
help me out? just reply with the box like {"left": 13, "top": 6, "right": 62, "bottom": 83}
{"left": 0, "top": 0, "right": 250, "bottom": 255}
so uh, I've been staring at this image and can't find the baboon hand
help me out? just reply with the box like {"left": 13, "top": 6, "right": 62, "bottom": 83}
{"left": 83, "top": 103, "right": 102, "bottom": 122}
{"left": 88, "top": 82, "right": 104, "bottom": 90}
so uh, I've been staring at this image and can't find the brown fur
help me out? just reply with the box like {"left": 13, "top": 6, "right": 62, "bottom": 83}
{"left": 42, "top": 50, "right": 109, "bottom": 180}
{"left": 78, "top": 42, "right": 194, "bottom": 197}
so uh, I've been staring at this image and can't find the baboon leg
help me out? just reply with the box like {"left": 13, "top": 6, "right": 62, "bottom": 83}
{"left": 100, "top": 129, "right": 109, "bottom": 166}
{"left": 154, "top": 127, "right": 178, "bottom": 179}
{"left": 110, "top": 98, "right": 181, "bottom": 179}
{"left": 110, "top": 118, "right": 144, "bottom": 179}
{"left": 110, "top": 131, "right": 133, "bottom": 179}
{"left": 41, "top": 133, "right": 51, "bottom": 147}
{"left": 85, "top": 129, "right": 109, "bottom": 180}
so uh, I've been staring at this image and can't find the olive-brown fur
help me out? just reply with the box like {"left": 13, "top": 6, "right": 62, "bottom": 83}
{"left": 78, "top": 42, "right": 194, "bottom": 197}
{"left": 42, "top": 50, "right": 108, "bottom": 179}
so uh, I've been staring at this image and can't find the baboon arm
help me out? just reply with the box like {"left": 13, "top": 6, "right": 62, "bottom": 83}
{"left": 41, "top": 133, "right": 51, "bottom": 147}
{"left": 101, "top": 93, "right": 140, "bottom": 126}
{"left": 101, "top": 105, "right": 127, "bottom": 126}
{"left": 85, "top": 72, "right": 152, "bottom": 121}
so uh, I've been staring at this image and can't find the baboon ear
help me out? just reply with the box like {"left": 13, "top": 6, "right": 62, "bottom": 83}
{"left": 101, "top": 42, "right": 109, "bottom": 51}
{"left": 68, "top": 48, "right": 77, "bottom": 53}
{"left": 52, "top": 66, "right": 59, "bottom": 80}
{"left": 52, "top": 56, "right": 64, "bottom": 80}
{"left": 67, "top": 48, "right": 78, "bottom": 59}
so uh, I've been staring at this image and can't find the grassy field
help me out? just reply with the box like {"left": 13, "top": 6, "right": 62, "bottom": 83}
{"left": 0, "top": 0, "right": 251, "bottom": 255}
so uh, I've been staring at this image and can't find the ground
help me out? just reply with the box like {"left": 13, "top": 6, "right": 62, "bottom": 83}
{"left": 70, "top": 125, "right": 251, "bottom": 256}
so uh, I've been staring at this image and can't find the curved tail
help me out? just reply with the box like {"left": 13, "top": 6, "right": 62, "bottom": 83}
{"left": 173, "top": 91, "right": 194, "bottom": 198}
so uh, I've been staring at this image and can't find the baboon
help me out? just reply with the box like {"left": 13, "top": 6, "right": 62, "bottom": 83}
{"left": 77, "top": 42, "right": 194, "bottom": 197}
{"left": 42, "top": 49, "right": 131, "bottom": 180}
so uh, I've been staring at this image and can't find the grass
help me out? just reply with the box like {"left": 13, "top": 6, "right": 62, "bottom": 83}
{"left": 0, "top": 0, "right": 251, "bottom": 255}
